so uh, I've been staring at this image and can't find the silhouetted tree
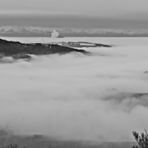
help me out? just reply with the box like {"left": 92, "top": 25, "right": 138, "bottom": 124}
{"left": 132, "top": 130, "right": 148, "bottom": 148}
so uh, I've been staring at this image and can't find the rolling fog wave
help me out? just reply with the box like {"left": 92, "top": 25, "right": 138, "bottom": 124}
{"left": 0, "top": 37, "right": 148, "bottom": 142}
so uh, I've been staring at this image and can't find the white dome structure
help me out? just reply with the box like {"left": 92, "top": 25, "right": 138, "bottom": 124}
{"left": 51, "top": 29, "right": 60, "bottom": 38}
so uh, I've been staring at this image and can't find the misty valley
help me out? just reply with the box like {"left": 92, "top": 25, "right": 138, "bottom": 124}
{"left": 0, "top": 37, "right": 147, "bottom": 148}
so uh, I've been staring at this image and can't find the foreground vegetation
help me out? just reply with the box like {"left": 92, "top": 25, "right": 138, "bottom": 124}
{"left": 132, "top": 130, "right": 148, "bottom": 148}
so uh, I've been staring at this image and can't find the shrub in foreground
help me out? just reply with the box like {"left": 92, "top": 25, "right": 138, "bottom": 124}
{"left": 132, "top": 130, "right": 148, "bottom": 148}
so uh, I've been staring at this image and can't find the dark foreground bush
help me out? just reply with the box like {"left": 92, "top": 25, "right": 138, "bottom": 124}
{"left": 132, "top": 130, "right": 148, "bottom": 148}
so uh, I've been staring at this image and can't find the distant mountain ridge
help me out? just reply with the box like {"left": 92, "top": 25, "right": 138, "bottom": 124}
{"left": 0, "top": 38, "right": 89, "bottom": 63}
{"left": 0, "top": 26, "right": 148, "bottom": 37}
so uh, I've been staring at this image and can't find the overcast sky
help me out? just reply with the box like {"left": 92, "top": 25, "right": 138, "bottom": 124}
{"left": 0, "top": 0, "right": 148, "bottom": 18}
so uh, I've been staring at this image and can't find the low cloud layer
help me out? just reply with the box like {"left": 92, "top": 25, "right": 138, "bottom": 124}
{"left": 0, "top": 37, "right": 148, "bottom": 142}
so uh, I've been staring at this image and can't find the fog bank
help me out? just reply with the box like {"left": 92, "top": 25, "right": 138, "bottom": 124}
{"left": 0, "top": 37, "right": 148, "bottom": 142}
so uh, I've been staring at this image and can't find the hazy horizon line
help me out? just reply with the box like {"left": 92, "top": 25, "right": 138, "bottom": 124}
{"left": 0, "top": 11, "right": 148, "bottom": 20}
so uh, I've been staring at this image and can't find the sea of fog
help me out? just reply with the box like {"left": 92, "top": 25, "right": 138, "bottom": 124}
{"left": 0, "top": 37, "right": 148, "bottom": 142}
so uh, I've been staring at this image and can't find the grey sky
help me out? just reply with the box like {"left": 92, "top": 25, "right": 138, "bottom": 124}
{"left": 0, "top": 0, "right": 148, "bottom": 18}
